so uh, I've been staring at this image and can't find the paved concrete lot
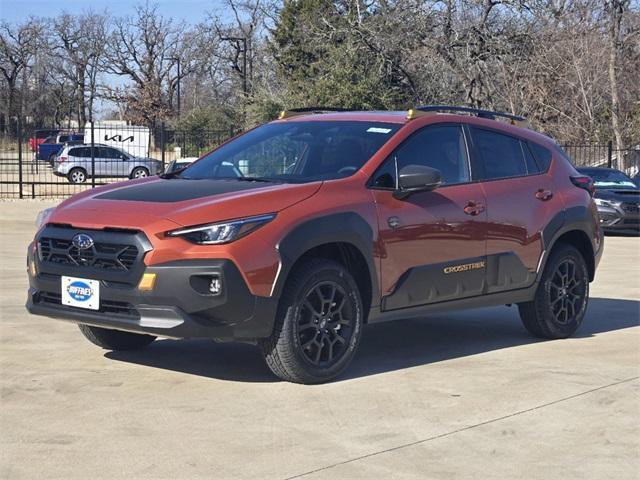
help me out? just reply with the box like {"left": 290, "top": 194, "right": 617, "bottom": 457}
{"left": 1, "top": 201, "right": 639, "bottom": 480}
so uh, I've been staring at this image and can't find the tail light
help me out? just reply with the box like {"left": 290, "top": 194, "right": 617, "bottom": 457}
{"left": 570, "top": 175, "right": 595, "bottom": 196}
{"left": 57, "top": 156, "right": 67, "bottom": 163}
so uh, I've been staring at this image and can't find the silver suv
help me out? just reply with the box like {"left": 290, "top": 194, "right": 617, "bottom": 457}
{"left": 53, "top": 144, "right": 163, "bottom": 184}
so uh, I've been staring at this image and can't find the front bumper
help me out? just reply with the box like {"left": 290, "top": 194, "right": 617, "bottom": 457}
{"left": 26, "top": 247, "right": 278, "bottom": 340}
{"left": 596, "top": 205, "right": 640, "bottom": 232}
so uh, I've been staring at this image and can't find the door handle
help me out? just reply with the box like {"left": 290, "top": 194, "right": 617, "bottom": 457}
{"left": 535, "top": 189, "right": 553, "bottom": 201}
{"left": 463, "top": 201, "right": 485, "bottom": 216}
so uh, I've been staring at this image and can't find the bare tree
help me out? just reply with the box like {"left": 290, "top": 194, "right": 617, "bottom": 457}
{"left": 52, "top": 12, "right": 109, "bottom": 125}
{"left": 0, "top": 19, "right": 41, "bottom": 129}
{"left": 605, "top": 0, "right": 630, "bottom": 154}
{"left": 104, "top": 3, "right": 200, "bottom": 126}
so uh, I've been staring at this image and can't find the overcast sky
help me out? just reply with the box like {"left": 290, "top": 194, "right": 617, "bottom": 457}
{"left": 0, "top": 0, "right": 228, "bottom": 23}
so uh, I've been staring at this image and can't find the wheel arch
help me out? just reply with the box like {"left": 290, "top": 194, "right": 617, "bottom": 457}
{"left": 547, "top": 230, "right": 595, "bottom": 281}
{"left": 273, "top": 213, "right": 378, "bottom": 320}
{"left": 541, "top": 206, "right": 599, "bottom": 282}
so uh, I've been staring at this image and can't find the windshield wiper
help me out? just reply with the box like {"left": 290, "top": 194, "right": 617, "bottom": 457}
{"left": 160, "top": 167, "right": 188, "bottom": 179}
{"left": 229, "top": 176, "right": 279, "bottom": 183}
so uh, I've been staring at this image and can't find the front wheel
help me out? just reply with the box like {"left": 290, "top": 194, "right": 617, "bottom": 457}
{"left": 79, "top": 324, "right": 156, "bottom": 351}
{"left": 518, "top": 243, "right": 589, "bottom": 339}
{"left": 130, "top": 167, "right": 149, "bottom": 179}
{"left": 260, "top": 259, "right": 364, "bottom": 384}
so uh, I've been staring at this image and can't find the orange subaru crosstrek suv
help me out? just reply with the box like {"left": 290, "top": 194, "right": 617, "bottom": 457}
{"left": 27, "top": 106, "right": 603, "bottom": 383}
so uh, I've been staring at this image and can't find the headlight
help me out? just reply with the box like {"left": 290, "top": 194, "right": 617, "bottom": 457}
{"left": 35, "top": 207, "right": 55, "bottom": 229}
{"left": 167, "top": 213, "right": 276, "bottom": 245}
{"left": 594, "top": 198, "right": 620, "bottom": 209}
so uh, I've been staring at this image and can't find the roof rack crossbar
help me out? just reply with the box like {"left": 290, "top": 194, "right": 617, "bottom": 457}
{"left": 278, "top": 107, "right": 351, "bottom": 119}
{"left": 414, "top": 105, "right": 526, "bottom": 122}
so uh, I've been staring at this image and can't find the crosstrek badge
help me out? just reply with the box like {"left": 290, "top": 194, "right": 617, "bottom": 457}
{"left": 61, "top": 276, "right": 100, "bottom": 310}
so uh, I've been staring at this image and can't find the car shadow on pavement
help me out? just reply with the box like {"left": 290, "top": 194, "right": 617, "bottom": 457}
{"left": 105, "top": 297, "right": 639, "bottom": 383}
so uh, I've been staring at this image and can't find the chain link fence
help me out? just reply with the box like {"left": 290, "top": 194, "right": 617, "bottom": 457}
{"left": 0, "top": 119, "right": 638, "bottom": 199}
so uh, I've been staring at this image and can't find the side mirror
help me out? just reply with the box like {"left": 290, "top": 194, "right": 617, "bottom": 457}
{"left": 393, "top": 164, "right": 442, "bottom": 199}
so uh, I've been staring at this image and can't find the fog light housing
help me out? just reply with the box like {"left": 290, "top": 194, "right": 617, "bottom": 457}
{"left": 209, "top": 275, "right": 222, "bottom": 295}
{"left": 28, "top": 259, "right": 37, "bottom": 277}
{"left": 138, "top": 273, "right": 157, "bottom": 291}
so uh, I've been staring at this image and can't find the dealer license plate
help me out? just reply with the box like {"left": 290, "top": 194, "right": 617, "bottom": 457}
{"left": 61, "top": 276, "right": 100, "bottom": 310}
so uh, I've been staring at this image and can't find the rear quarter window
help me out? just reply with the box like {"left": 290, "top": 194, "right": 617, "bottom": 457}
{"left": 69, "top": 147, "right": 89, "bottom": 157}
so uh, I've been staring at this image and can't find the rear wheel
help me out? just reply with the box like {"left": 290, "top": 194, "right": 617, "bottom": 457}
{"left": 68, "top": 168, "right": 87, "bottom": 184}
{"left": 78, "top": 324, "right": 156, "bottom": 351}
{"left": 260, "top": 259, "right": 363, "bottom": 384}
{"left": 130, "top": 167, "right": 149, "bottom": 179}
{"left": 518, "top": 243, "right": 589, "bottom": 339}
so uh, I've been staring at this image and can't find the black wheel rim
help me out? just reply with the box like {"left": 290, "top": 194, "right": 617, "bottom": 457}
{"left": 549, "top": 259, "right": 586, "bottom": 324}
{"left": 296, "top": 281, "right": 354, "bottom": 367}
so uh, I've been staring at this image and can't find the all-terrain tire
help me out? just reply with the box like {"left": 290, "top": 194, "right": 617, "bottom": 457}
{"left": 260, "top": 259, "right": 364, "bottom": 384}
{"left": 518, "top": 243, "right": 589, "bottom": 339}
{"left": 78, "top": 324, "right": 156, "bottom": 351}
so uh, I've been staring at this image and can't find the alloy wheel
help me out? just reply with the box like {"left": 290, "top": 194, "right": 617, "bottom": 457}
{"left": 549, "top": 259, "right": 586, "bottom": 324}
{"left": 71, "top": 170, "right": 86, "bottom": 183}
{"left": 296, "top": 281, "right": 354, "bottom": 366}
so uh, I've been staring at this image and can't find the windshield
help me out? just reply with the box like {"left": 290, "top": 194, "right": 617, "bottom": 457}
{"left": 580, "top": 169, "right": 637, "bottom": 190}
{"left": 180, "top": 121, "right": 400, "bottom": 183}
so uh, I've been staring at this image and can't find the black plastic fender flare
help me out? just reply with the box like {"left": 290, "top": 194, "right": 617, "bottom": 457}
{"left": 539, "top": 205, "right": 599, "bottom": 281}
{"left": 272, "top": 212, "right": 379, "bottom": 307}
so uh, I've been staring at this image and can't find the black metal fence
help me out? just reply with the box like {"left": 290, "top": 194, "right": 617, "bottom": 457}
{"left": 0, "top": 122, "right": 236, "bottom": 199}
{"left": 0, "top": 121, "right": 638, "bottom": 199}
{"left": 561, "top": 142, "right": 640, "bottom": 172}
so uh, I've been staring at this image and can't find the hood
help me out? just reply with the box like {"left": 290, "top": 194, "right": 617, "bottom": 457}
{"left": 49, "top": 177, "right": 322, "bottom": 230}
{"left": 594, "top": 188, "right": 640, "bottom": 202}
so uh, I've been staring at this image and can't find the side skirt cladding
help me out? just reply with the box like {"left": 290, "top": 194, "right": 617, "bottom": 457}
{"left": 381, "top": 252, "right": 536, "bottom": 312}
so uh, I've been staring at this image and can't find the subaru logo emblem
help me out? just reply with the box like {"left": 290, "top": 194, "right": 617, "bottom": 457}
{"left": 72, "top": 233, "right": 94, "bottom": 250}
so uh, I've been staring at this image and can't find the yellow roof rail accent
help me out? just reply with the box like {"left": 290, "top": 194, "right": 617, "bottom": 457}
{"left": 406, "top": 109, "right": 436, "bottom": 120}
{"left": 277, "top": 107, "right": 351, "bottom": 120}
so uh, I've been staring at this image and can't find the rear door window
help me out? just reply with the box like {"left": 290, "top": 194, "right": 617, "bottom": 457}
{"left": 471, "top": 128, "right": 527, "bottom": 180}
{"left": 529, "top": 142, "right": 552, "bottom": 171}
{"left": 101, "top": 147, "right": 123, "bottom": 159}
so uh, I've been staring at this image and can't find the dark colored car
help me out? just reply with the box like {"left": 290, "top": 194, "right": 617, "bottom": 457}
{"left": 29, "top": 129, "right": 60, "bottom": 152}
{"left": 36, "top": 133, "right": 84, "bottom": 163}
{"left": 576, "top": 167, "right": 640, "bottom": 234}
{"left": 26, "top": 106, "right": 603, "bottom": 384}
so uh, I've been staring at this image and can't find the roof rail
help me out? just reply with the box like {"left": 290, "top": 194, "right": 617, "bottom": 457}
{"left": 278, "top": 107, "right": 351, "bottom": 120}
{"left": 408, "top": 105, "right": 527, "bottom": 125}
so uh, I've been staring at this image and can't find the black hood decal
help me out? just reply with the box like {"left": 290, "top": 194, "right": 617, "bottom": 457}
{"left": 96, "top": 179, "right": 273, "bottom": 203}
